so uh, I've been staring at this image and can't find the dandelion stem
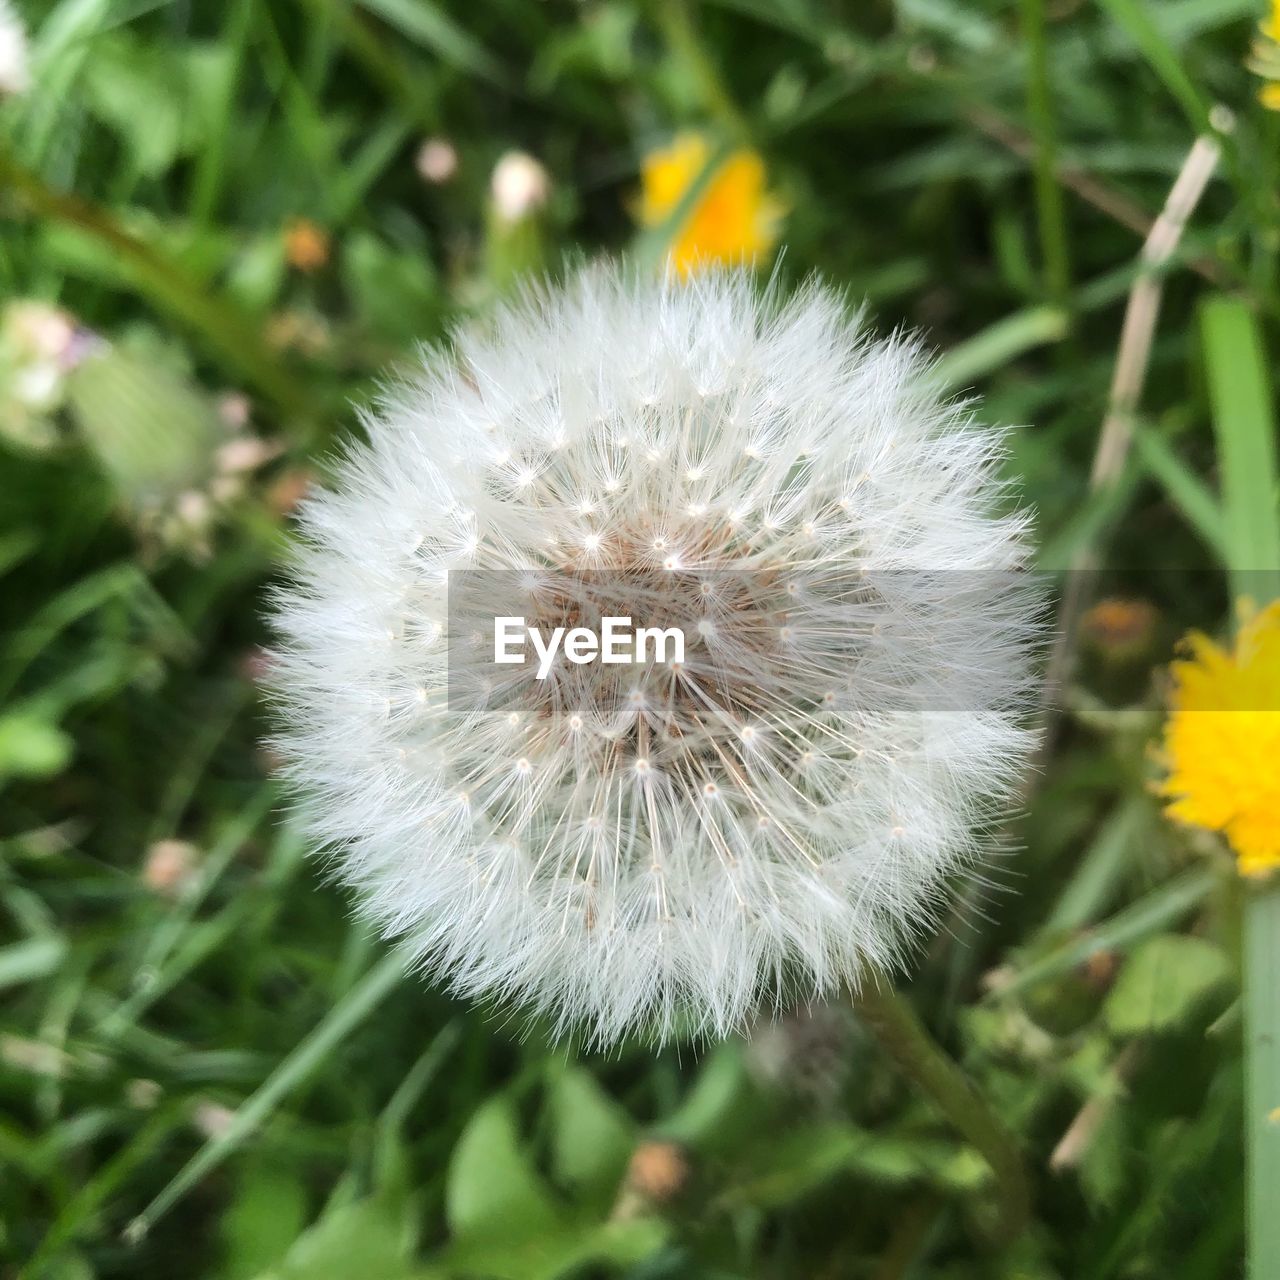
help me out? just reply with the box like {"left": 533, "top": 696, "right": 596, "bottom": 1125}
{"left": 1245, "top": 880, "right": 1280, "bottom": 1279}
{"left": 853, "top": 977, "right": 1029, "bottom": 1245}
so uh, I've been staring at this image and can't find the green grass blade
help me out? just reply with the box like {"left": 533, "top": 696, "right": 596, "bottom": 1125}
{"left": 0, "top": 935, "right": 67, "bottom": 990}
{"left": 1093, "top": 0, "right": 1210, "bottom": 132}
{"left": 1036, "top": 463, "right": 1143, "bottom": 570}
{"left": 990, "top": 867, "right": 1216, "bottom": 1000}
{"left": 1200, "top": 297, "right": 1280, "bottom": 602}
{"left": 1133, "top": 422, "right": 1230, "bottom": 560}
{"left": 1045, "top": 796, "right": 1150, "bottom": 934}
{"left": 127, "top": 949, "right": 406, "bottom": 1240}
{"left": 933, "top": 305, "right": 1068, "bottom": 392}
{"left": 1019, "top": 0, "right": 1071, "bottom": 306}
{"left": 355, "top": 0, "right": 508, "bottom": 87}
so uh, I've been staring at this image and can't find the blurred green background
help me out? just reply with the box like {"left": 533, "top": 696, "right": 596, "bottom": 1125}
{"left": 1, "top": 0, "right": 1275, "bottom": 1276}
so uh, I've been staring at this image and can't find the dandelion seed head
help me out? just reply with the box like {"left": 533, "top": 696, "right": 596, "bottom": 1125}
{"left": 270, "top": 266, "right": 1038, "bottom": 1046}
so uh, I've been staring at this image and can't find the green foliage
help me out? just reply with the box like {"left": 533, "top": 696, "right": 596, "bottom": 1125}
{"left": 1103, "top": 934, "right": 1232, "bottom": 1036}
{"left": 1, "top": 0, "right": 1268, "bottom": 1274}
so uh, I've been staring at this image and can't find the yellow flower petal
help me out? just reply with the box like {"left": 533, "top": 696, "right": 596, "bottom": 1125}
{"left": 1160, "top": 601, "right": 1280, "bottom": 875}
{"left": 639, "top": 132, "right": 782, "bottom": 280}
{"left": 1264, "top": 0, "right": 1280, "bottom": 42}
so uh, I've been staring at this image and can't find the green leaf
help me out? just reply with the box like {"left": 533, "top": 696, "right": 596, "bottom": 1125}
{"left": 222, "top": 1164, "right": 310, "bottom": 1280}
{"left": 66, "top": 346, "right": 224, "bottom": 508}
{"left": 446, "top": 1096, "right": 561, "bottom": 1241}
{"left": 437, "top": 1215, "right": 668, "bottom": 1280}
{"left": 1104, "top": 934, "right": 1231, "bottom": 1036}
{"left": 656, "top": 1042, "right": 754, "bottom": 1148}
{"left": 343, "top": 233, "right": 440, "bottom": 344}
{"left": 723, "top": 1124, "right": 864, "bottom": 1207}
{"left": 0, "top": 935, "right": 68, "bottom": 990}
{"left": 1078, "top": 1104, "right": 1131, "bottom": 1209}
{"left": 0, "top": 711, "right": 73, "bottom": 780}
{"left": 32, "top": 1256, "right": 95, "bottom": 1280}
{"left": 1045, "top": 797, "right": 1151, "bottom": 934}
{"left": 546, "top": 1067, "right": 635, "bottom": 1196}
{"left": 253, "top": 1195, "right": 417, "bottom": 1280}
{"left": 1133, "top": 423, "right": 1230, "bottom": 561}
{"left": 83, "top": 36, "right": 199, "bottom": 177}
{"left": 994, "top": 868, "right": 1217, "bottom": 1000}
{"left": 1245, "top": 883, "right": 1280, "bottom": 1277}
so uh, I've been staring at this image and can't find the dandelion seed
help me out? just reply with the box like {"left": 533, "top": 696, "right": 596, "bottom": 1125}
{"left": 270, "top": 266, "right": 1037, "bottom": 1046}
{"left": 142, "top": 839, "right": 201, "bottom": 899}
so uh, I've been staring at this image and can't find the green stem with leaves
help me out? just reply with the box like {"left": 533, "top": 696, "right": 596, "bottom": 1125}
{"left": 853, "top": 978, "right": 1029, "bottom": 1245}
{"left": 0, "top": 145, "right": 319, "bottom": 432}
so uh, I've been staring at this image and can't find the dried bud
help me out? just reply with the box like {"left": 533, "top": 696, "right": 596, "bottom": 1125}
{"left": 490, "top": 151, "right": 551, "bottom": 224}
{"left": 284, "top": 218, "right": 331, "bottom": 272}
{"left": 1080, "top": 597, "right": 1158, "bottom": 662}
{"left": 0, "top": 0, "right": 30, "bottom": 97}
{"left": 192, "top": 1100, "right": 236, "bottom": 1139}
{"left": 624, "top": 1140, "right": 690, "bottom": 1204}
{"left": 417, "top": 137, "right": 459, "bottom": 184}
{"left": 143, "top": 839, "right": 201, "bottom": 899}
{"left": 217, "top": 392, "right": 253, "bottom": 430}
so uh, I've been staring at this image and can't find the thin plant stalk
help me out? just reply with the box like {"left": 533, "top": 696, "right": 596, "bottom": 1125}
{"left": 1019, "top": 0, "right": 1071, "bottom": 308}
{"left": 853, "top": 977, "right": 1030, "bottom": 1245}
{"left": 1244, "top": 880, "right": 1280, "bottom": 1278}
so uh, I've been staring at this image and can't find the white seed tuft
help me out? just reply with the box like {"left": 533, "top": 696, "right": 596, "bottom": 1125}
{"left": 269, "top": 266, "right": 1039, "bottom": 1046}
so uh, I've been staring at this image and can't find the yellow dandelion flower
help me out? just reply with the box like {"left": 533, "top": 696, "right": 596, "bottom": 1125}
{"left": 1264, "top": 0, "right": 1280, "bottom": 42}
{"left": 1251, "top": 1, "right": 1280, "bottom": 107}
{"left": 639, "top": 132, "right": 783, "bottom": 280}
{"left": 1159, "top": 601, "right": 1280, "bottom": 877}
